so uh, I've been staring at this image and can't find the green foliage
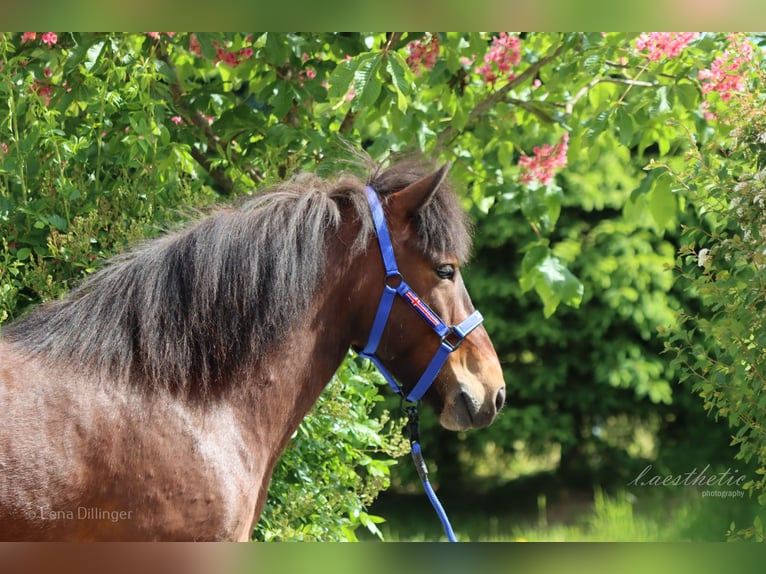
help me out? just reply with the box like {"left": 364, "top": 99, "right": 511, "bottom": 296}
{"left": 437, "top": 137, "right": 685, "bottom": 486}
{"left": 0, "top": 32, "right": 221, "bottom": 317}
{"left": 661, "top": 64, "right": 766, "bottom": 540}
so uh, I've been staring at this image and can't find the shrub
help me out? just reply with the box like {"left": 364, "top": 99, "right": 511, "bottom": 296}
{"left": 662, "top": 63, "right": 766, "bottom": 541}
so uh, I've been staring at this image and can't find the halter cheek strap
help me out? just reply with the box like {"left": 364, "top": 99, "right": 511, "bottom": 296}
{"left": 356, "top": 186, "right": 483, "bottom": 403}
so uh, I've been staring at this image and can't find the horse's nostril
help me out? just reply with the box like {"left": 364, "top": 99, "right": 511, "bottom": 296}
{"left": 494, "top": 386, "right": 506, "bottom": 412}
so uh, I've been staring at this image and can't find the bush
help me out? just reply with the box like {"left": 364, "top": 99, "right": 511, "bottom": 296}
{"left": 662, "top": 64, "right": 766, "bottom": 541}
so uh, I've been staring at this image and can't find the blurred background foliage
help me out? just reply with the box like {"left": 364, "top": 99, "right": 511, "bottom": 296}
{"left": 1, "top": 32, "right": 765, "bottom": 541}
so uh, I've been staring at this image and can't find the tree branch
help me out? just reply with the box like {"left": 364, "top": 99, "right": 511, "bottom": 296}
{"left": 564, "top": 76, "right": 658, "bottom": 115}
{"left": 435, "top": 41, "right": 565, "bottom": 150}
{"left": 506, "top": 98, "right": 559, "bottom": 124}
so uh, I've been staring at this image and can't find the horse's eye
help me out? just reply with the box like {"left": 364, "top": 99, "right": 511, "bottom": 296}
{"left": 435, "top": 264, "right": 455, "bottom": 280}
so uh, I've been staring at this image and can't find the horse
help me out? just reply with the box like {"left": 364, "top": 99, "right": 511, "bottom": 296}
{"left": 0, "top": 160, "right": 506, "bottom": 541}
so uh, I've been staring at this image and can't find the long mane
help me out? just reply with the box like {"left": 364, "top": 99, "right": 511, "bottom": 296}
{"left": 2, "top": 160, "right": 471, "bottom": 396}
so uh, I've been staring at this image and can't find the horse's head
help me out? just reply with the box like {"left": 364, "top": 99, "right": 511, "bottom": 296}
{"left": 355, "top": 165, "right": 506, "bottom": 431}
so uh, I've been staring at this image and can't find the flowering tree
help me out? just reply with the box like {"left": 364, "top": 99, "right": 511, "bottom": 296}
{"left": 2, "top": 32, "right": 764, "bottom": 539}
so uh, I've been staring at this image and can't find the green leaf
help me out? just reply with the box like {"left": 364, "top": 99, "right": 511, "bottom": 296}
{"left": 194, "top": 33, "right": 219, "bottom": 60}
{"left": 655, "top": 86, "right": 671, "bottom": 115}
{"left": 352, "top": 54, "right": 383, "bottom": 111}
{"left": 521, "top": 183, "right": 563, "bottom": 235}
{"left": 615, "top": 106, "right": 636, "bottom": 147}
{"left": 47, "top": 214, "right": 68, "bottom": 231}
{"left": 385, "top": 53, "right": 412, "bottom": 113}
{"left": 674, "top": 82, "right": 699, "bottom": 109}
{"left": 269, "top": 81, "right": 296, "bottom": 119}
{"left": 328, "top": 57, "right": 361, "bottom": 101}
{"left": 15, "top": 248, "right": 31, "bottom": 261}
{"left": 519, "top": 244, "right": 548, "bottom": 294}
{"left": 84, "top": 41, "right": 106, "bottom": 73}
{"left": 264, "top": 32, "right": 289, "bottom": 66}
{"left": 648, "top": 173, "right": 676, "bottom": 230}
{"left": 585, "top": 109, "right": 613, "bottom": 147}
{"left": 520, "top": 246, "right": 584, "bottom": 317}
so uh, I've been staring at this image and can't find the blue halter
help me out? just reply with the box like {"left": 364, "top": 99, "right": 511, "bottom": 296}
{"left": 357, "top": 185, "right": 485, "bottom": 543}
{"left": 356, "top": 186, "right": 484, "bottom": 403}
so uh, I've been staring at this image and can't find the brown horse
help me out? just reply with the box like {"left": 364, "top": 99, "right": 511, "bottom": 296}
{"left": 0, "top": 160, "right": 505, "bottom": 541}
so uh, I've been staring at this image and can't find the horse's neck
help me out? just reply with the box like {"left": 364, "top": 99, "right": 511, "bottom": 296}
{"left": 230, "top": 234, "right": 373, "bottom": 478}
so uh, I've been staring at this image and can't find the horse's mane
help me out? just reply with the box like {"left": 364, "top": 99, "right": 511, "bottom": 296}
{"left": 1, "top": 159, "right": 471, "bottom": 396}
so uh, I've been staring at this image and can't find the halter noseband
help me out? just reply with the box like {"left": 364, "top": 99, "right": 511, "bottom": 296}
{"left": 355, "top": 186, "right": 484, "bottom": 403}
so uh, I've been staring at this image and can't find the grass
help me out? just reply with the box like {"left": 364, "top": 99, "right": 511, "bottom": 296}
{"left": 366, "top": 480, "right": 763, "bottom": 542}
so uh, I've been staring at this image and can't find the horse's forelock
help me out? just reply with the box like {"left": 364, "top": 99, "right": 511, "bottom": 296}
{"left": 369, "top": 160, "right": 473, "bottom": 265}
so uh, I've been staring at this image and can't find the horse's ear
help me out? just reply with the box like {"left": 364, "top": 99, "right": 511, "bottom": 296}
{"left": 389, "top": 163, "right": 451, "bottom": 217}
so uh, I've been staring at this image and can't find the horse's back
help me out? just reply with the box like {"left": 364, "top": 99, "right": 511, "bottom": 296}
{"left": 0, "top": 340, "right": 260, "bottom": 540}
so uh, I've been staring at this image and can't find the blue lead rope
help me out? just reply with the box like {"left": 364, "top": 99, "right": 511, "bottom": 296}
{"left": 405, "top": 406, "right": 458, "bottom": 542}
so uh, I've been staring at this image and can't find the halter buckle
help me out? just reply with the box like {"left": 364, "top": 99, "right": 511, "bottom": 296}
{"left": 441, "top": 327, "right": 465, "bottom": 352}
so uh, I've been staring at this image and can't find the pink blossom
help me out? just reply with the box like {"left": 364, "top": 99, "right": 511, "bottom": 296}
{"left": 635, "top": 32, "right": 699, "bottom": 61}
{"left": 31, "top": 81, "right": 52, "bottom": 106}
{"left": 698, "top": 34, "right": 754, "bottom": 102}
{"left": 476, "top": 32, "right": 521, "bottom": 85}
{"left": 700, "top": 101, "right": 717, "bottom": 122}
{"left": 21, "top": 32, "right": 36, "bottom": 44}
{"left": 406, "top": 33, "right": 440, "bottom": 75}
{"left": 40, "top": 32, "right": 57, "bottom": 47}
{"left": 518, "top": 133, "right": 569, "bottom": 186}
{"left": 213, "top": 40, "right": 249, "bottom": 68}
{"left": 223, "top": 51, "right": 238, "bottom": 66}
{"left": 146, "top": 33, "right": 161, "bottom": 40}
{"left": 170, "top": 116, "right": 183, "bottom": 125}
{"left": 1, "top": 142, "right": 8, "bottom": 155}
{"left": 189, "top": 34, "right": 202, "bottom": 56}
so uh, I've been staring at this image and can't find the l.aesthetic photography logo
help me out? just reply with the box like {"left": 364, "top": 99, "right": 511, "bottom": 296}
{"left": 627, "top": 464, "right": 747, "bottom": 498}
